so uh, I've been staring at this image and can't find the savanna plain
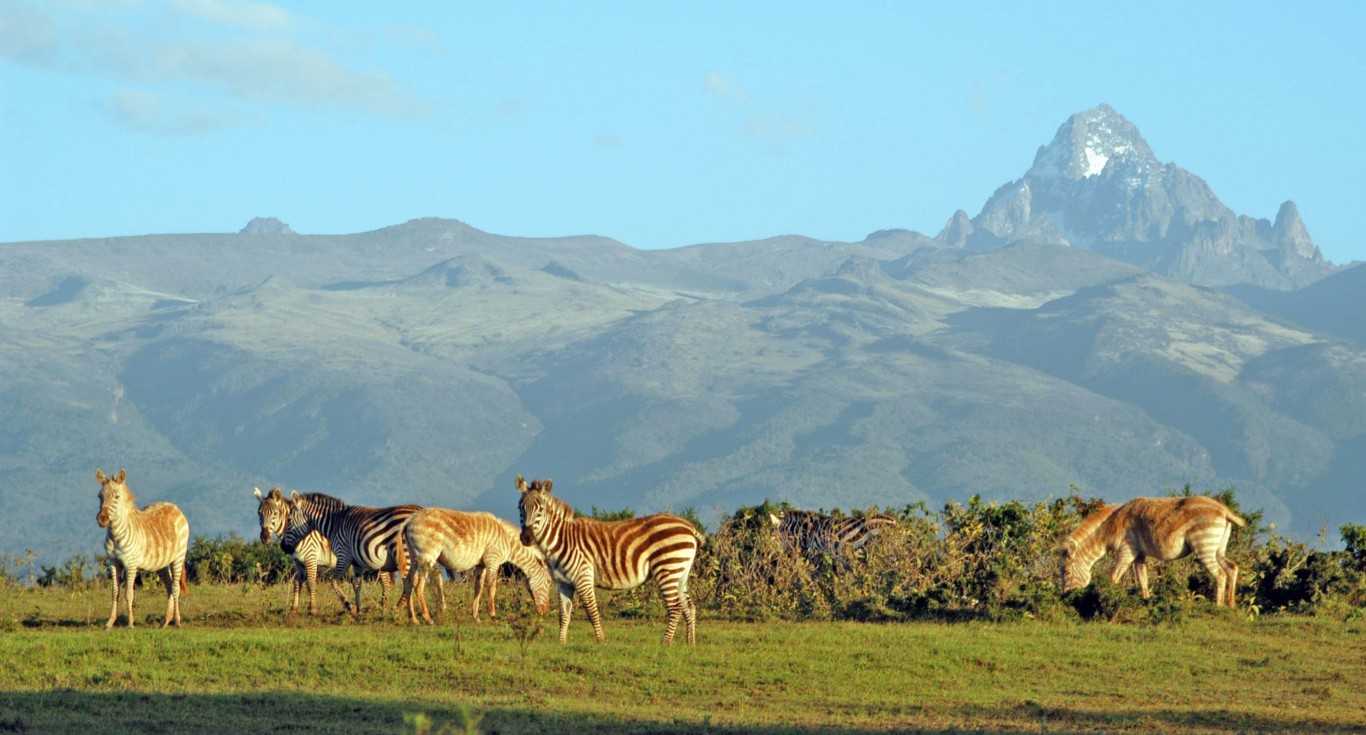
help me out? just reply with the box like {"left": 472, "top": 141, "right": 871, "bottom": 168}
{"left": 1, "top": 582, "right": 1362, "bottom": 735}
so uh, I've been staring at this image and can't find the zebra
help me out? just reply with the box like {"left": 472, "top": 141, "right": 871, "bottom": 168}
{"left": 769, "top": 509, "right": 899, "bottom": 563}
{"left": 280, "top": 490, "right": 423, "bottom": 617}
{"left": 95, "top": 468, "right": 190, "bottom": 629}
{"left": 515, "top": 475, "right": 704, "bottom": 645}
{"left": 255, "top": 486, "right": 343, "bottom": 616}
{"left": 398, "top": 507, "right": 553, "bottom": 625}
{"left": 1059, "top": 496, "right": 1246, "bottom": 607}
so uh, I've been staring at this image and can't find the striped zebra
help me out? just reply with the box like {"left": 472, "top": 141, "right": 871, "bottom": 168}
{"left": 769, "top": 509, "right": 898, "bottom": 562}
{"left": 515, "top": 475, "right": 704, "bottom": 645}
{"left": 398, "top": 508, "right": 553, "bottom": 625}
{"left": 255, "top": 486, "right": 344, "bottom": 615}
{"left": 95, "top": 468, "right": 190, "bottom": 629}
{"left": 281, "top": 490, "right": 422, "bottom": 617}
{"left": 1059, "top": 496, "right": 1246, "bottom": 607}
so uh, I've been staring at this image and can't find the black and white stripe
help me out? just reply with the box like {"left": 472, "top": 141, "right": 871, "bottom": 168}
{"left": 285, "top": 491, "right": 421, "bottom": 616}
{"left": 771, "top": 509, "right": 898, "bottom": 561}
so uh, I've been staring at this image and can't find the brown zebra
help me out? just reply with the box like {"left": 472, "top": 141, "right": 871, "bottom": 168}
{"left": 398, "top": 508, "right": 553, "bottom": 625}
{"left": 95, "top": 468, "right": 190, "bottom": 629}
{"left": 1059, "top": 496, "right": 1247, "bottom": 607}
{"left": 516, "top": 475, "right": 704, "bottom": 645}
{"left": 769, "top": 509, "right": 898, "bottom": 562}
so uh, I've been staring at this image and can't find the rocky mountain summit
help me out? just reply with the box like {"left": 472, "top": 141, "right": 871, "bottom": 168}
{"left": 964, "top": 104, "right": 1331, "bottom": 289}
{"left": 239, "top": 217, "right": 294, "bottom": 235}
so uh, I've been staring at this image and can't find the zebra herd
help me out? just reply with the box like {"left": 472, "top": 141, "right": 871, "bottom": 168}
{"left": 93, "top": 466, "right": 1250, "bottom": 640}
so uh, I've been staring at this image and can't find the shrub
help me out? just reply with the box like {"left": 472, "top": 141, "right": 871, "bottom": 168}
{"left": 184, "top": 534, "right": 292, "bottom": 585}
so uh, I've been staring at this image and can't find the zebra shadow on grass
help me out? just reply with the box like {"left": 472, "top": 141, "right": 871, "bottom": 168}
{"left": 0, "top": 690, "right": 1355, "bottom": 735}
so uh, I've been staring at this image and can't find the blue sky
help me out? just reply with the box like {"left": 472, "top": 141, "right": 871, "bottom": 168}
{"left": 2, "top": 1, "right": 1363, "bottom": 262}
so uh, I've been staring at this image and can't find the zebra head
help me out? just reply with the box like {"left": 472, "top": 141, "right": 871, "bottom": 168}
{"left": 516, "top": 474, "right": 561, "bottom": 547}
{"left": 253, "top": 486, "right": 289, "bottom": 543}
{"left": 1057, "top": 540, "right": 1091, "bottom": 593}
{"left": 95, "top": 467, "right": 130, "bottom": 528}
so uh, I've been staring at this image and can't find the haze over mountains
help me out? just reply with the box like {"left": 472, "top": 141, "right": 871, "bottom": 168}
{"left": 3, "top": 105, "right": 1361, "bottom": 560}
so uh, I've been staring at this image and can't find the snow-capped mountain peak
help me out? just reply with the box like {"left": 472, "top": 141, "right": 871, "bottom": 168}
{"left": 1026, "top": 103, "right": 1158, "bottom": 181}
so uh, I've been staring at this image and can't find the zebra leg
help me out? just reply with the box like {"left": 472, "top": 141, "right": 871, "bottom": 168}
{"left": 1220, "top": 554, "right": 1239, "bottom": 608}
{"left": 105, "top": 563, "right": 121, "bottom": 630}
{"left": 556, "top": 582, "right": 575, "bottom": 644}
{"left": 172, "top": 557, "right": 185, "bottom": 627}
{"left": 470, "top": 564, "right": 488, "bottom": 622}
{"left": 158, "top": 568, "right": 175, "bottom": 628}
{"left": 351, "top": 574, "right": 364, "bottom": 619}
{"left": 289, "top": 563, "right": 303, "bottom": 614}
{"left": 305, "top": 559, "right": 320, "bottom": 616}
{"left": 574, "top": 575, "right": 606, "bottom": 643}
{"left": 377, "top": 572, "right": 392, "bottom": 612}
{"left": 684, "top": 596, "right": 697, "bottom": 646}
{"left": 436, "top": 573, "right": 447, "bottom": 616}
{"left": 486, "top": 558, "right": 501, "bottom": 620}
{"left": 660, "top": 591, "right": 683, "bottom": 645}
{"left": 680, "top": 574, "right": 697, "bottom": 646}
{"left": 1134, "top": 560, "right": 1151, "bottom": 599}
{"left": 417, "top": 565, "right": 435, "bottom": 625}
{"left": 124, "top": 566, "right": 138, "bottom": 629}
{"left": 1108, "top": 545, "right": 1136, "bottom": 590}
{"left": 1197, "top": 551, "right": 1227, "bottom": 607}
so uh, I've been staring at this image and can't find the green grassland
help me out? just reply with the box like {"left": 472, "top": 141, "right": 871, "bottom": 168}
{"left": 1, "top": 583, "right": 1363, "bottom": 734}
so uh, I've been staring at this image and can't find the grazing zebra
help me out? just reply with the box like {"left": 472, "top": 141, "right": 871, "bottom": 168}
{"left": 516, "top": 475, "right": 704, "bottom": 645}
{"left": 769, "top": 509, "right": 899, "bottom": 562}
{"left": 281, "top": 490, "right": 422, "bottom": 617}
{"left": 398, "top": 508, "right": 553, "bottom": 625}
{"left": 95, "top": 468, "right": 190, "bottom": 629}
{"left": 255, "top": 486, "right": 343, "bottom": 615}
{"left": 1059, "top": 496, "right": 1246, "bottom": 607}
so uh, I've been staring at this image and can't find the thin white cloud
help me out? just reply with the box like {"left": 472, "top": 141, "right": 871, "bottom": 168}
{"left": 703, "top": 70, "right": 748, "bottom": 102}
{"left": 103, "top": 88, "right": 240, "bottom": 135}
{"left": 704, "top": 70, "right": 812, "bottom": 143}
{"left": 0, "top": 1, "right": 58, "bottom": 66}
{"left": 170, "top": 0, "right": 290, "bottom": 31}
{"left": 743, "top": 114, "right": 812, "bottom": 142}
{"left": 593, "top": 133, "right": 623, "bottom": 149}
{"left": 0, "top": 2, "right": 427, "bottom": 118}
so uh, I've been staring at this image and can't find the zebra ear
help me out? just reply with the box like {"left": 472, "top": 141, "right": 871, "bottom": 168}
{"left": 253, "top": 487, "right": 263, "bottom": 499}
{"left": 768, "top": 512, "right": 781, "bottom": 526}
{"left": 114, "top": 468, "right": 126, "bottom": 484}
{"left": 515, "top": 474, "right": 528, "bottom": 493}
{"left": 95, "top": 468, "right": 107, "bottom": 483}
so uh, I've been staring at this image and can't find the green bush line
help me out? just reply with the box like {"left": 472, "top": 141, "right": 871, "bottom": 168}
{"left": 3, "top": 489, "right": 1363, "bottom": 624}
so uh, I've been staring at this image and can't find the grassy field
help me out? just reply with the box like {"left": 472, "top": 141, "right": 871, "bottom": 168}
{"left": 0, "top": 583, "right": 1363, "bottom": 734}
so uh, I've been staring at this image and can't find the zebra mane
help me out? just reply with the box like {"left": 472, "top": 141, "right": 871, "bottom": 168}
{"left": 294, "top": 491, "right": 350, "bottom": 516}
{"left": 1061, "top": 504, "right": 1119, "bottom": 552}
{"left": 543, "top": 489, "right": 575, "bottom": 520}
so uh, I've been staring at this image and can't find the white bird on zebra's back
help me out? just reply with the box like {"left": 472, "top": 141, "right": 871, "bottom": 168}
{"left": 95, "top": 468, "right": 190, "bottom": 629}
{"left": 516, "top": 474, "right": 705, "bottom": 645}
{"left": 398, "top": 507, "right": 552, "bottom": 625}
{"left": 1058, "top": 496, "right": 1247, "bottom": 607}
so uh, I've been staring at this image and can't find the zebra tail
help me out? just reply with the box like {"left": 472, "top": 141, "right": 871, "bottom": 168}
{"left": 1225, "top": 512, "right": 1247, "bottom": 528}
{"left": 691, "top": 526, "right": 707, "bottom": 547}
{"left": 179, "top": 570, "right": 189, "bottom": 595}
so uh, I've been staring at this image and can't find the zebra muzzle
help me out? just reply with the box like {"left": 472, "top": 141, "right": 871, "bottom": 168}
{"left": 96, "top": 511, "right": 109, "bottom": 528}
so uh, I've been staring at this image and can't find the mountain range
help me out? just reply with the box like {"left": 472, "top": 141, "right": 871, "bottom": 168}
{"left": 2, "top": 104, "right": 1361, "bottom": 561}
